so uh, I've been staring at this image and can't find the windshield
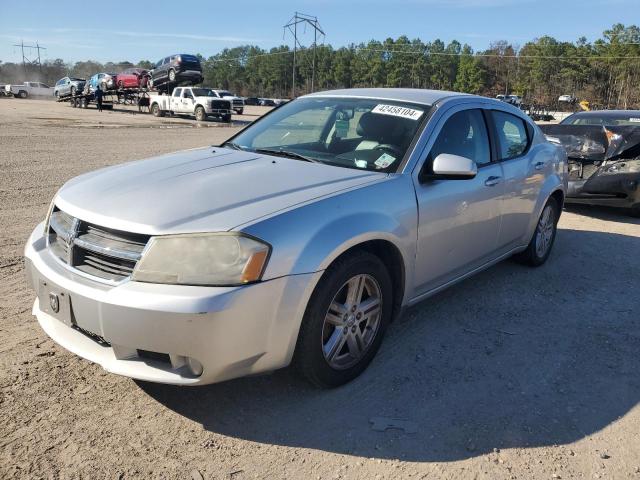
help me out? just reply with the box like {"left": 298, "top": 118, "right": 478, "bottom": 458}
{"left": 218, "top": 91, "right": 234, "bottom": 97}
{"left": 227, "top": 97, "right": 429, "bottom": 172}
{"left": 191, "top": 88, "right": 215, "bottom": 97}
{"left": 562, "top": 114, "right": 640, "bottom": 126}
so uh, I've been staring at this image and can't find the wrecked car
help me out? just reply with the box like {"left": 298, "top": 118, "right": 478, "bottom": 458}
{"left": 541, "top": 111, "right": 640, "bottom": 217}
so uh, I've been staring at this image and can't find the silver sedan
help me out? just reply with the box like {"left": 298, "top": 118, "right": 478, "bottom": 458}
{"left": 24, "top": 88, "right": 567, "bottom": 387}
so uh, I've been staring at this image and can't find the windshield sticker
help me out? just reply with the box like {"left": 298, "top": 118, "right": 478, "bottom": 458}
{"left": 372, "top": 104, "right": 423, "bottom": 121}
{"left": 629, "top": 118, "right": 640, "bottom": 123}
{"left": 374, "top": 153, "right": 396, "bottom": 169}
{"left": 355, "top": 159, "right": 368, "bottom": 169}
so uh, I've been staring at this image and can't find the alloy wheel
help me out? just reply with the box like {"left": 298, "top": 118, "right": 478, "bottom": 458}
{"left": 321, "top": 274, "right": 382, "bottom": 370}
{"left": 535, "top": 204, "right": 555, "bottom": 258}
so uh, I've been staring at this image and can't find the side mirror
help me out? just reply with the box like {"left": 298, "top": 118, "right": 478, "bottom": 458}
{"left": 431, "top": 153, "right": 477, "bottom": 179}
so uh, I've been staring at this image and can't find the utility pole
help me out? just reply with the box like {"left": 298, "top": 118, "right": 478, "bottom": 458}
{"left": 283, "top": 12, "right": 325, "bottom": 97}
{"left": 12, "top": 40, "right": 46, "bottom": 74}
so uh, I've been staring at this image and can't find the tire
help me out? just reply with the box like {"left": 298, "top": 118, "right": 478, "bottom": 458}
{"left": 235, "top": 108, "right": 244, "bottom": 115}
{"left": 71, "top": 98, "right": 77, "bottom": 108}
{"left": 630, "top": 204, "right": 640, "bottom": 218}
{"left": 70, "top": 86, "right": 76, "bottom": 97}
{"left": 515, "top": 196, "right": 560, "bottom": 266}
{"left": 118, "top": 81, "right": 124, "bottom": 90}
{"left": 81, "top": 97, "right": 88, "bottom": 108}
{"left": 222, "top": 114, "right": 232, "bottom": 123}
{"left": 168, "top": 69, "right": 176, "bottom": 82}
{"left": 148, "top": 77, "right": 154, "bottom": 88}
{"left": 151, "top": 103, "right": 163, "bottom": 117}
{"left": 18, "top": 90, "right": 27, "bottom": 98}
{"left": 293, "top": 251, "right": 393, "bottom": 388}
{"left": 195, "top": 106, "right": 205, "bottom": 121}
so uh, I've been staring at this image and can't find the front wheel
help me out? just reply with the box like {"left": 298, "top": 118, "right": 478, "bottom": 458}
{"left": 222, "top": 114, "right": 232, "bottom": 123}
{"left": 235, "top": 108, "right": 244, "bottom": 115}
{"left": 515, "top": 196, "right": 559, "bottom": 266}
{"left": 70, "top": 86, "right": 76, "bottom": 97}
{"left": 293, "top": 251, "right": 392, "bottom": 388}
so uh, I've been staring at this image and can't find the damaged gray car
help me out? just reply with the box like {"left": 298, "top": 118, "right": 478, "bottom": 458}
{"left": 541, "top": 110, "right": 640, "bottom": 217}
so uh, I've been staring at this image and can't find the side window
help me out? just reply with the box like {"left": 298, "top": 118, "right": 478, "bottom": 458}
{"left": 491, "top": 111, "right": 529, "bottom": 160}
{"left": 155, "top": 60, "right": 162, "bottom": 68}
{"left": 428, "top": 109, "right": 491, "bottom": 166}
{"left": 173, "top": 88, "right": 182, "bottom": 97}
{"left": 163, "top": 57, "right": 170, "bottom": 65}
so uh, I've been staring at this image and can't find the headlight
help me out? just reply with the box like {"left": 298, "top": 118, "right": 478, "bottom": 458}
{"left": 132, "top": 233, "right": 270, "bottom": 286}
{"left": 603, "top": 159, "right": 640, "bottom": 175}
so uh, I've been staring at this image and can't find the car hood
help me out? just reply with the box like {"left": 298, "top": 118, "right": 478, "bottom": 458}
{"left": 55, "top": 147, "right": 384, "bottom": 235}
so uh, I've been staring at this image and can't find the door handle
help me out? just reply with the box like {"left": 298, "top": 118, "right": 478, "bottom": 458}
{"left": 534, "top": 161, "right": 545, "bottom": 170}
{"left": 484, "top": 176, "right": 502, "bottom": 187}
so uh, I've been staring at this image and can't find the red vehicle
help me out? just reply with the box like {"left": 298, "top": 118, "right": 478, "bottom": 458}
{"left": 114, "top": 68, "right": 150, "bottom": 89}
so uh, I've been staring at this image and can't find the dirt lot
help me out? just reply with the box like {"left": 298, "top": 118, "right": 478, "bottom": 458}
{"left": 1, "top": 98, "right": 639, "bottom": 480}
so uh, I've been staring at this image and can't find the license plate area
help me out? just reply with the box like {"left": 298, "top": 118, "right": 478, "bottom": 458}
{"left": 38, "top": 279, "right": 73, "bottom": 327}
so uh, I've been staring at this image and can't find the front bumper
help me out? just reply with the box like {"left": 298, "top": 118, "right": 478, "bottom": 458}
{"left": 24, "top": 223, "right": 321, "bottom": 385}
{"left": 566, "top": 172, "right": 640, "bottom": 208}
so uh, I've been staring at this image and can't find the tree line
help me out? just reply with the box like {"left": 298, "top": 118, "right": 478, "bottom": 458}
{"left": 1, "top": 23, "right": 639, "bottom": 109}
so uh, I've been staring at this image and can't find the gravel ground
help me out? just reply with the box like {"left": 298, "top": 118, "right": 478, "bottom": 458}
{"left": 1, "top": 98, "right": 639, "bottom": 480}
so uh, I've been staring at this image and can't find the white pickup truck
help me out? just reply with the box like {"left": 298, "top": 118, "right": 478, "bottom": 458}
{"left": 5, "top": 82, "right": 54, "bottom": 98}
{"left": 211, "top": 89, "right": 245, "bottom": 115}
{"left": 149, "top": 87, "right": 233, "bottom": 122}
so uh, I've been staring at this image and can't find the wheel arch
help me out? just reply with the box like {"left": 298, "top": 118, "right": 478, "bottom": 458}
{"left": 322, "top": 239, "right": 406, "bottom": 322}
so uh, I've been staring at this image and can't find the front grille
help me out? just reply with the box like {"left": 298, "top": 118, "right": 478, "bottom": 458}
{"left": 47, "top": 208, "right": 149, "bottom": 282}
{"left": 210, "top": 99, "right": 230, "bottom": 110}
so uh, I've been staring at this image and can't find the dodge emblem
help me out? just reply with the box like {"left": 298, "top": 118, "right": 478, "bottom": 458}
{"left": 49, "top": 293, "right": 59, "bottom": 313}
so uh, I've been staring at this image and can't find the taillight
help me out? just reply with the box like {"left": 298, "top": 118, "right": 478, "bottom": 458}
{"left": 175, "top": 55, "right": 182, "bottom": 64}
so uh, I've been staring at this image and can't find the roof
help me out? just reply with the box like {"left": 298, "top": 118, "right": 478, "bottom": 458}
{"left": 568, "top": 109, "right": 640, "bottom": 118}
{"left": 304, "top": 88, "right": 469, "bottom": 106}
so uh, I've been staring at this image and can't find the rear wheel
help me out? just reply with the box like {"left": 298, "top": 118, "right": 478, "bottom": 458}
{"left": 195, "top": 106, "right": 205, "bottom": 121}
{"left": 70, "top": 86, "right": 76, "bottom": 97}
{"left": 515, "top": 196, "right": 559, "bottom": 266}
{"left": 168, "top": 69, "right": 176, "bottom": 82}
{"left": 18, "top": 90, "right": 27, "bottom": 98}
{"left": 294, "top": 251, "right": 392, "bottom": 388}
{"left": 151, "top": 103, "right": 163, "bottom": 117}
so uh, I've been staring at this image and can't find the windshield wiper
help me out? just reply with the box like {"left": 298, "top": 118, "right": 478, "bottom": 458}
{"left": 254, "top": 148, "right": 321, "bottom": 163}
{"left": 221, "top": 141, "right": 244, "bottom": 150}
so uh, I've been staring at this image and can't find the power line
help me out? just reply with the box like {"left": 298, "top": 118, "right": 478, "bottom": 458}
{"left": 12, "top": 40, "right": 46, "bottom": 72}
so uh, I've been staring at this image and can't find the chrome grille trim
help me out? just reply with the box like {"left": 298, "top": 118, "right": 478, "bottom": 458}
{"left": 46, "top": 207, "right": 150, "bottom": 282}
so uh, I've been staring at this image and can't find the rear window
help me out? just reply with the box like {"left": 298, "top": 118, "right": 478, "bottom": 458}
{"left": 181, "top": 55, "right": 199, "bottom": 63}
{"left": 491, "top": 111, "right": 530, "bottom": 160}
{"left": 565, "top": 115, "right": 640, "bottom": 126}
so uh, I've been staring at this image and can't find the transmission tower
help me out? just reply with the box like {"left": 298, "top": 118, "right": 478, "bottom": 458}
{"left": 12, "top": 40, "right": 46, "bottom": 73}
{"left": 283, "top": 12, "right": 325, "bottom": 97}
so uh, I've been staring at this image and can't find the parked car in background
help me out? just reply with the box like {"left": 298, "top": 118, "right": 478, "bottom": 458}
{"left": 211, "top": 89, "right": 244, "bottom": 114}
{"left": 6, "top": 82, "right": 54, "bottom": 98}
{"left": 0, "top": 84, "right": 6, "bottom": 96}
{"left": 115, "top": 68, "right": 150, "bottom": 89}
{"left": 149, "top": 54, "right": 203, "bottom": 89}
{"left": 496, "top": 94, "right": 523, "bottom": 106}
{"left": 25, "top": 88, "right": 566, "bottom": 388}
{"left": 542, "top": 110, "right": 640, "bottom": 216}
{"left": 149, "top": 87, "right": 232, "bottom": 122}
{"left": 558, "top": 94, "right": 577, "bottom": 103}
{"left": 54, "top": 77, "right": 86, "bottom": 98}
{"left": 244, "top": 97, "right": 261, "bottom": 106}
{"left": 85, "top": 73, "right": 116, "bottom": 93}
{"left": 260, "top": 98, "right": 276, "bottom": 107}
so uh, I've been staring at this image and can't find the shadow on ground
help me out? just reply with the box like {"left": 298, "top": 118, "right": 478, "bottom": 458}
{"left": 140, "top": 229, "right": 640, "bottom": 462}
{"left": 564, "top": 203, "right": 640, "bottom": 225}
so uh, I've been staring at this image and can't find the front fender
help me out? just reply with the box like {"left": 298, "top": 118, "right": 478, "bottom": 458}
{"left": 240, "top": 175, "right": 418, "bottom": 301}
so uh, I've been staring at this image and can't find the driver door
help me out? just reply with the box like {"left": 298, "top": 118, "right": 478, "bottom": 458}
{"left": 412, "top": 105, "right": 505, "bottom": 296}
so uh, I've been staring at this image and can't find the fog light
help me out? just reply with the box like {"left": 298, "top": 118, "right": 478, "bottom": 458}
{"left": 187, "top": 358, "right": 203, "bottom": 377}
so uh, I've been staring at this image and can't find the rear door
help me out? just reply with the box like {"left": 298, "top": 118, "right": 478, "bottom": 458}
{"left": 488, "top": 109, "right": 541, "bottom": 251}
{"left": 412, "top": 104, "right": 505, "bottom": 296}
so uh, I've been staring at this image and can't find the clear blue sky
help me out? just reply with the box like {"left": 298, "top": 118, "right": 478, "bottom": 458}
{"left": 0, "top": 0, "right": 638, "bottom": 64}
